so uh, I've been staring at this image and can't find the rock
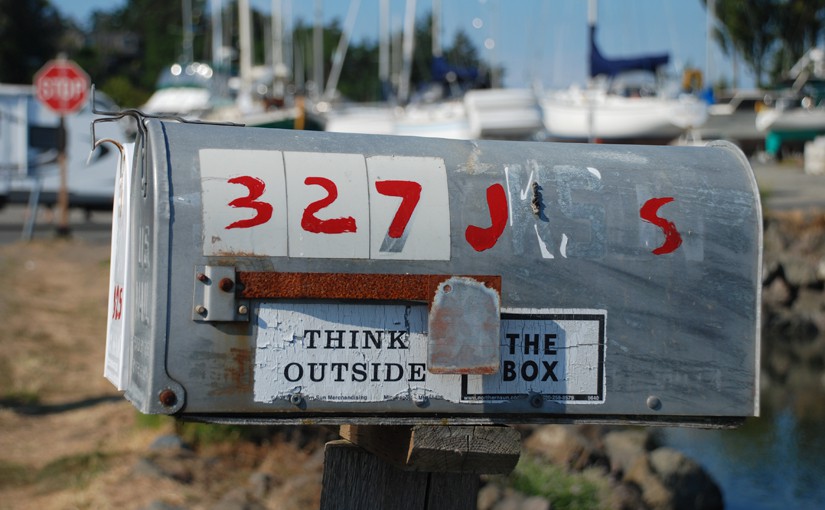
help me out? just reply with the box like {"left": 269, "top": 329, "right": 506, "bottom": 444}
{"left": 779, "top": 254, "right": 820, "bottom": 288}
{"left": 624, "top": 455, "right": 673, "bottom": 510}
{"left": 762, "top": 276, "right": 794, "bottom": 308}
{"left": 603, "top": 429, "right": 650, "bottom": 475}
{"left": 491, "top": 489, "right": 525, "bottom": 510}
{"left": 209, "top": 487, "right": 266, "bottom": 510}
{"left": 609, "top": 482, "right": 648, "bottom": 510}
{"left": 248, "top": 471, "right": 271, "bottom": 500}
{"left": 149, "top": 434, "right": 190, "bottom": 451}
{"left": 524, "top": 425, "right": 603, "bottom": 470}
{"left": 648, "top": 448, "right": 723, "bottom": 510}
{"left": 477, "top": 483, "right": 503, "bottom": 510}
{"left": 520, "top": 495, "right": 551, "bottom": 510}
{"left": 791, "top": 288, "right": 825, "bottom": 332}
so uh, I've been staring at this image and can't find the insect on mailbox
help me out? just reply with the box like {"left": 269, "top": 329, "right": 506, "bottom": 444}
{"left": 102, "top": 116, "right": 761, "bottom": 427}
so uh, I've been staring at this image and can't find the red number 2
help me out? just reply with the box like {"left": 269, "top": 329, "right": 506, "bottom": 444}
{"left": 302, "top": 177, "right": 357, "bottom": 234}
{"left": 375, "top": 180, "right": 422, "bottom": 238}
{"left": 225, "top": 176, "right": 273, "bottom": 229}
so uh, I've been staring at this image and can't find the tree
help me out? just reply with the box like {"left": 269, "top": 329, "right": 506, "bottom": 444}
{"left": 0, "top": 0, "right": 65, "bottom": 83}
{"left": 704, "top": 0, "right": 825, "bottom": 87}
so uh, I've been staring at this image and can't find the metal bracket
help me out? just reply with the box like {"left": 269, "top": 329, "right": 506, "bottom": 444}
{"left": 192, "top": 265, "right": 250, "bottom": 322}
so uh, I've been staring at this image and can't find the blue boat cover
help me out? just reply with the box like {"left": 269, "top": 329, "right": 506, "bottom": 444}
{"left": 431, "top": 56, "right": 480, "bottom": 84}
{"left": 589, "top": 26, "right": 669, "bottom": 78}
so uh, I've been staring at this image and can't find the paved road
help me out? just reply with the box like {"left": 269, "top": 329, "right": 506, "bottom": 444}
{"left": 0, "top": 204, "right": 112, "bottom": 245}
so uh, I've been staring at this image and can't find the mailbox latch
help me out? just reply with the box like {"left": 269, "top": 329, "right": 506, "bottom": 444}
{"left": 192, "top": 265, "right": 249, "bottom": 322}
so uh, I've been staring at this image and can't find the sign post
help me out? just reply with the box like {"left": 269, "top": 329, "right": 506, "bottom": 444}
{"left": 33, "top": 57, "right": 90, "bottom": 236}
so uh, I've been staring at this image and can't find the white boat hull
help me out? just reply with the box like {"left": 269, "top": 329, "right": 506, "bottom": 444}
{"left": 541, "top": 89, "right": 707, "bottom": 142}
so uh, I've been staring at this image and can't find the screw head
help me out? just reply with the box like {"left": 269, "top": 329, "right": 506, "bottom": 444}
{"left": 219, "top": 277, "right": 234, "bottom": 292}
{"left": 646, "top": 395, "right": 662, "bottom": 411}
{"left": 238, "top": 305, "right": 249, "bottom": 315}
{"left": 289, "top": 393, "right": 304, "bottom": 407}
{"left": 529, "top": 392, "right": 543, "bottom": 408}
{"left": 194, "top": 305, "right": 207, "bottom": 315}
{"left": 196, "top": 272, "right": 208, "bottom": 283}
{"left": 159, "top": 389, "right": 177, "bottom": 407}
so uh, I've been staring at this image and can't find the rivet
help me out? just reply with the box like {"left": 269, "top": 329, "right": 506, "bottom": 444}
{"left": 529, "top": 392, "right": 543, "bottom": 408}
{"left": 289, "top": 393, "right": 304, "bottom": 407}
{"left": 196, "top": 272, "right": 208, "bottom": 283}
{"left": 238, "top": 305, "right": 249, "bottom": 315}
{"left": 443, "top": 284, "right": 452, "bottom": 293}
{"left": 219, "top": 277, "right": 234, "bottom": 292}
{"left": 159, "top": 389, "right": 177, "bottom": 407}
{"left": 646, "top": 395, "right": 662, "bottom": 411}
{"left": 194, "top": 305, "right": 207, "bottom": 315}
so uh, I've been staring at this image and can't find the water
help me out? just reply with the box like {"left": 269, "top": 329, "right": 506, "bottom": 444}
{"left": 660, "top": 398, "right": 825, "bottom": 509}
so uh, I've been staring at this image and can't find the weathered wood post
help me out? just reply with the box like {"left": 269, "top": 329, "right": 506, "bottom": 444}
{"left": 96, "top": 113, "right": 762, "bottom": 505}
{"left": 321, "top": 425, "right": 520, "bottom": 510}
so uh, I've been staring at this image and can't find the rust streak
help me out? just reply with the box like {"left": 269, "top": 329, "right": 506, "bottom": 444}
{"left": 237, "top": 272, "right": 501, "bottom": 303}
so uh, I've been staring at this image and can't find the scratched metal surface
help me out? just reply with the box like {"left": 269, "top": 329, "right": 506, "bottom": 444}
{"left": 121, "top": 119, "right": 761, "bottom": 425}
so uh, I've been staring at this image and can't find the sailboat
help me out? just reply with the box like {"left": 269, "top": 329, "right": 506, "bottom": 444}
{"left": 755, "top": 47, "right": 825, "bottom": 158}
{"left": 540, "top": 0, "right": 707, "bottom": 144}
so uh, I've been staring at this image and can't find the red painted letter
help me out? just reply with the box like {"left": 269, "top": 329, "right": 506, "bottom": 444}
{"left": 375, "top": 180, "right": 422, "bottom": 238}
{"left": 225, "top": 176, "right": 273, "bottom": 229}
{"left": 465, "top": 183, "right": 508, "bottom": 252}
{"left": 640, "top": 197, "right": 682, "bottom": 255}
{"left": 301, "top": 177, "right": 357, "bottom": 234}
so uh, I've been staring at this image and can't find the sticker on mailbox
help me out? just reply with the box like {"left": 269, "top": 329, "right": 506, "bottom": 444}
{"left": 252, "top": 304, "right": 605, "bottom": 404}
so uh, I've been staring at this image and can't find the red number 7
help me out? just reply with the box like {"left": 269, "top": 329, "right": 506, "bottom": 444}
{"left": 375, "top": 180, "right": 422, "bottom": 238}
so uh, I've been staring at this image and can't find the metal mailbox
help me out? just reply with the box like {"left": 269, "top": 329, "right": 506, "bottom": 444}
{"left": 103, "top": 116, "right": 761, "bottom": 426}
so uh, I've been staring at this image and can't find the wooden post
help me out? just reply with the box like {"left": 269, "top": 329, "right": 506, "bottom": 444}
{"left": 320, "top": 425, "right": 520, "bottom": 510}
{"left": 56, "top": 116, "right": 70, "bottom": 237}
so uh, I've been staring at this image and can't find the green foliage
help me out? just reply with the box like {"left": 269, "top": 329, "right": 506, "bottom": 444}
{"left": 175, "top": 421, "right": 244, "bottom": 446}
{"left": 509, "top": 455, "right": 609, "bottom": 510}
{"left": 705, "top": 0, "right": 825, "bottom": 87}
{"left": 101, "top": 75, "right": 152, "bottom": 108}
{"left": 0, "top": 0, "right": 65, "bottom": 83}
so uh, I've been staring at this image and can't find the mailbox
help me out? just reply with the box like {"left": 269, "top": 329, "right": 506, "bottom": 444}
{"left": 103, "top": 116, "right": 761, "bottom": 427}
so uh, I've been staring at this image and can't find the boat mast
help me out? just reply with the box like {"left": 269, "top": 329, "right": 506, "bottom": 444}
{"left": 324, "top": 0, "right": 361, "bottom": 101}
{"left": 182, "top": 0, "right": 194, "bottom": 63}
{"left": 379, "top": 0, "right": 391, "bottom": 99}
{"left": 238, "top": 0, "right": 254, "bottom": 112}
{"left": 211, "top": 0, "right": 224, "bottom": 71}
{"left": 313, "top": 0, "right": 324, "bottom": 99}
{"left": 398, "top": 0, "right": 417, "bottom": 104}
{"left": 587, "top": 0, "right": 597, "bottom": 143}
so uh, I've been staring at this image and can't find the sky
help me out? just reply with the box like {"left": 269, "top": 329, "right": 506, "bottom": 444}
{"left": 57, "top": 0, "right": 757, "bottom": 90}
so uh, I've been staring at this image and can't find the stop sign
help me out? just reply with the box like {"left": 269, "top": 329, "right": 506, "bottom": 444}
{"left": 34, "top": 59, "right": 90, "bottom": 115}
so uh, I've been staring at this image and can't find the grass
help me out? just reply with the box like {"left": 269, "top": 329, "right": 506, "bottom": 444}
{"left": 35, "top": 452, "right": 112, "bottom": 492}
{"left": 509, "top": 455, "right": 610, "bottom": 510}
{"left": 0, "top": 390, "right": 41, "bottom": 408}
{"left": 0, "top": 461, "right": 34, "bottom": 489}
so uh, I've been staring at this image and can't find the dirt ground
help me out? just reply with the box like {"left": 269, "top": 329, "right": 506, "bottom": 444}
{"left": 0, "top": 239, "right": 329, "bottom": 510}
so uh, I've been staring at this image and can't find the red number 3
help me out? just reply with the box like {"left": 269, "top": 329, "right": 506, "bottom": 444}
{"left": 225, "top": 176, "right": 273, "bottom": 229}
